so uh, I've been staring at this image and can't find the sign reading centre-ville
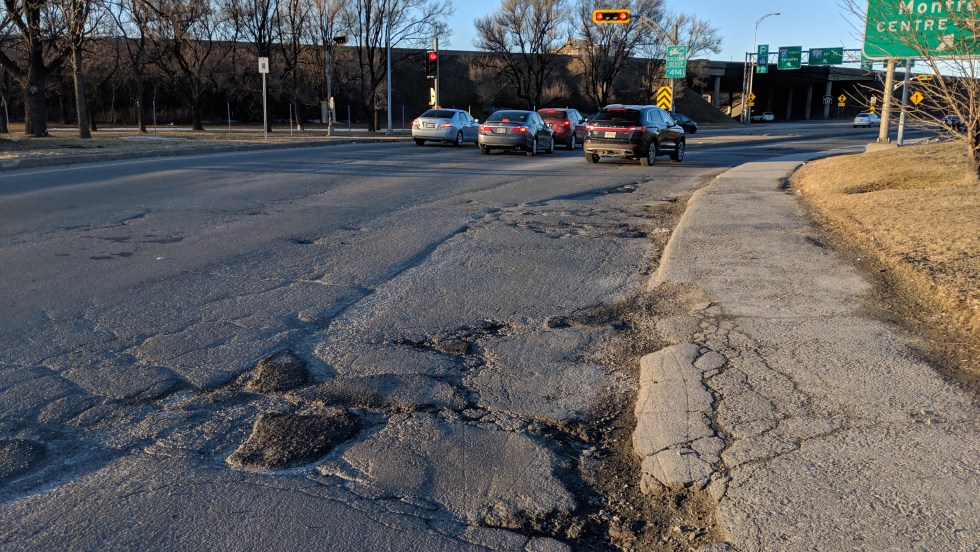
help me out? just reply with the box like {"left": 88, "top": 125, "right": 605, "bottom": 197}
{"left": 864, "top": 0, "right": 980, "bottom": 58}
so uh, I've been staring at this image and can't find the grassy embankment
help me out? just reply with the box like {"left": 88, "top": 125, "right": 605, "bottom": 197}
{"left": 792, "top": 141, "right": 979, "bottom": 390}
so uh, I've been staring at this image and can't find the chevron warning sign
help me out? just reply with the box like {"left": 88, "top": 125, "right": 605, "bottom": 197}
{"left": 656, "top": 86, "right": 672, "bottom": 110}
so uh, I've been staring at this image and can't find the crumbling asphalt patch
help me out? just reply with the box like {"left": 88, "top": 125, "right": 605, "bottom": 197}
{"left": 242, "top": 350, "right": 310, "bottom": 394}
{"left": 0, "top": 440, "right": 46, "bottom": 485}
{"left": 227, "top": 409, "right": 361, "bottom": 470}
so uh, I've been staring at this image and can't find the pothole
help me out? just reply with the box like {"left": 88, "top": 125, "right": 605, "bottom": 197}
{"left": 227, "top": 409, "right": 362, "bottom": 470}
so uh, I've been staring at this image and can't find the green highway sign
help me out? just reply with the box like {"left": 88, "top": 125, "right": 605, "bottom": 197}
{"left": 665, "top": 45, "right": 688, "bottom": 79}
{"left": 809, "top": 47, "right": 844, "bottom": 65}
{"left": 864, "top": 0, "right": 979, "bottom": 58}
{"left": 860, "top": 56, "right": 875, "bottom": 71}
{"left": 778, "top": 46, "right": 802, "bottom": 70}
{"left": 756, "top": 44, "right": 769, "bottom": 74}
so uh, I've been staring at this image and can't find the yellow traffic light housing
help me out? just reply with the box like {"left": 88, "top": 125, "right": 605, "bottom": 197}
{"left": 593, "top": 9, "right": 631, "bottom": 24}
{"left": 916, "top": 74, "right": 933, "bottom": 81}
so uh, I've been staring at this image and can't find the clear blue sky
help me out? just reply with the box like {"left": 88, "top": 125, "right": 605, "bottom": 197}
{"left": 445, "top": 1, "right": 864, "bottom": 63}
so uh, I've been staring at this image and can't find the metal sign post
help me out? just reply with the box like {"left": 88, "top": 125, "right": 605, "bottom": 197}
{"left": 258, "top": 57, "right": 269, "bottom": 140}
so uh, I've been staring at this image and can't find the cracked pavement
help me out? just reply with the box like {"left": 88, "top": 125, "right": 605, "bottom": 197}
{"left": 640, "top": 153, "right": 979, "bottom": 550}
{"left": 0, "top": 142, "right": 708, "bottom": 550}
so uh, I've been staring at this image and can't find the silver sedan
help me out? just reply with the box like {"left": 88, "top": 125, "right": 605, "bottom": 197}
{"left": 412, "top": 108, "right": 480, "bottom": 146}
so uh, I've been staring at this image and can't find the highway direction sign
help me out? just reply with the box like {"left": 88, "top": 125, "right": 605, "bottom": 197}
{"left": 778, "top": 46, "right": 802, "bottom": 70}
{"left": 809, "top": 48, "right": 844, "bottom": 65}
{"left": 864, "top": 0, "right": 979, "bottom": 58}
{"left": 666, "top": 45, "right": 688, "bottom": 79}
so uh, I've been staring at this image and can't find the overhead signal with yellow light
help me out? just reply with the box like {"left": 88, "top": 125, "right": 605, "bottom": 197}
{"left": 592, "top": 9, "right": 630, "bottom": 24}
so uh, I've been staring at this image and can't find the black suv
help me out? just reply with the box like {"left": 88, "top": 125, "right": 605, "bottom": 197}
{"left": 584, "top": 105, "right": 685, "bottom": 166}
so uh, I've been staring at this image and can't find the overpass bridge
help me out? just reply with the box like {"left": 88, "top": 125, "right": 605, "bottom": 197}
{"left": 689, "top": 59, "right": 878, "bottom": 122}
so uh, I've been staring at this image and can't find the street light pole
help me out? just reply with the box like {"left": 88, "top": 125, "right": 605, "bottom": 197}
{"left": 385, "top": 21, "right": 393, "bottom": 135}
{"left": 744, "top": 12, "right": 779, "bottom": 125}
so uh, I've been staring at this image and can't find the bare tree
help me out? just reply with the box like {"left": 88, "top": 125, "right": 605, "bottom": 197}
{"left": 573, "top": 0, "right": 666, "bottom": 110}
{"left": 311, "top": 0, "right": 346, "bottom": 129}
{"left": 60, "top": 0, "right": 101, "bottom": 138}
{"left": 224, "top": 0, "right": 281, "bottom": 130}
{"left": 146, "top": 0, "right": 232, "bottom": 130}
{"left": 343, "top": 0, "right": 451, "bottom": 131}
{"left": 843, "top": 0, "right": 980, "bottom": 179}
{"left": 474, "top": 0, "right": 573, "bottom": 110}
{"left": 278, "top": 0, "right": 312, "bottom": 129}
{"left": 0, "top": 0, "right": 71, "bottom": 136}
{"left": 108, "top": 0, "right": 156, "bottom": 133}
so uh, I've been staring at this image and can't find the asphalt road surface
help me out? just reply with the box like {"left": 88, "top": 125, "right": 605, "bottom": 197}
{"left": 0, "top": 127, "right": 933, "bottom": 550}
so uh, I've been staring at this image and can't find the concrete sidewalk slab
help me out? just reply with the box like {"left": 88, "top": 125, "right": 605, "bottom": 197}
{"left": 638, "top": 153, "right": 980, "bottom": 550}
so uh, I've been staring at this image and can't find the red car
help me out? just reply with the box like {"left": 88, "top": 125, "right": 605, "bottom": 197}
{"left": 537, "top": 108, "right": 588, "bottom": 150}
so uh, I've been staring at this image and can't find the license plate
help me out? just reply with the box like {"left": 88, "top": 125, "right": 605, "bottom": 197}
{"left": 424, "top": 123, "right": 434, "bottom": 128}
{"left": 494, "top": 128, "right": 507, "bottom": 134}
{"left": 604, "top": 131, "right": 617, "bottom": 138}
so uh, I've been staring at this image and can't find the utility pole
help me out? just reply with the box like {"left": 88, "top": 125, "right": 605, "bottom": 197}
{"left": 434, "top": 37, "right": 440, "bottom": 107}
{"left": 386, "top": 21, "right": 393, "bottom": 135}
{"left": 878, "top": 59, "right": 897, "bottom": 143}
{"left": 897, "top": 59, "right": 912, "bottom": 146}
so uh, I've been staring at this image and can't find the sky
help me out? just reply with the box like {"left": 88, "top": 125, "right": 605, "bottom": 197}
{"left": 444, "top": 0, "right": 865, "bottom": 63}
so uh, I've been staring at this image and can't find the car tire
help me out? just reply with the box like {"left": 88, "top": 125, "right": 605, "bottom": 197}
{"left": 670, "top": 140, "right": 685, "bottom": 162}
{"left": 640, "top": 142, "right": 657, "bottom": 166}
{"left": 546, "top": 137, "right": 554, "bottom": 154}
{"left": 480, "top": 145, "right": 490, "bottom": 155}
{"left": 415, "top": 139, "right": 425, "bottom": 146}
{"left": 453, "top": 132, "right": 463, "bottom": 147}
{"left": 527, "top": 139, "right": 537, "bottom": 157}
{"left": 568, "top": 135, "right": 576, "bottom": 150}
{"left": 586, "top": 151, "right": 599, "bottom": 163}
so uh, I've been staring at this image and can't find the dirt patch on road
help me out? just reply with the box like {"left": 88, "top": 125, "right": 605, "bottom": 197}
{"left": 792, "top": 142, "right": 979, "bottom": 391}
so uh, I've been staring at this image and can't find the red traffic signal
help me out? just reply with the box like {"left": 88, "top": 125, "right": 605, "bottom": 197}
{"left": 425, "top": 50, "right": 438, "bottom": 78}
{"left": 593, "top": 9, "right": 630, "bottom": 23}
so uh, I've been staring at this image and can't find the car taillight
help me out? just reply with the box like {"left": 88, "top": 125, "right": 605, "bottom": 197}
{"left": 563, "top": 121, "right": 571, "bottom": 127}
{"left": 412, "top": 119, "right": 419, "bottom": 128}
{"left": 441, "top": 123, "right": 452, "bottom": 128}
{"left": 479, "top": 125, "right": 490, "bottom": 132}
{"left": 511, "top": 126, "right": 528, "bottom": 133}
{"left": 627, "top": 126, "right": 646, "bottom": 132}
{"left": 586, "top": 124, "right": 595, "bottom": 131}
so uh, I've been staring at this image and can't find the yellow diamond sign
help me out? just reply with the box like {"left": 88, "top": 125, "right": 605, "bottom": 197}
{"left": 910, "top": 91, "right": 924, "bottom": 105}
{"left": 838, "top": 94, "right": 847, "bottom": 103}
{"left": 747, "top": 92, "right": 756, "bottom": 102}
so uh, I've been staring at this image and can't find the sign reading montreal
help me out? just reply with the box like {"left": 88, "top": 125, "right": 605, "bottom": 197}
{"left": 864, "top": 0, "right": 980, "bottom": 58}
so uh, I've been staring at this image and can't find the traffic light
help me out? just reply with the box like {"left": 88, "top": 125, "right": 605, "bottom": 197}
{"left": 917, "top": 74, "right": 933, "bottom": 81}
{"left": 593, "top": 9, "right": 630, "bottom": 23}
{"left": 425, "top": 50, "right": 437, "bottom": 79}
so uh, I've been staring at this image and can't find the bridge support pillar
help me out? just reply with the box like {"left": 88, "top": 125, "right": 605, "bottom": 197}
{"left": 785, "top": 88, "right": 794, "bottom": 121}
{"left": 823, "top": 81, "right": 832, "bottom": 119}
{"left": 713, "top": 77, "right": 721, "bottom": 108}
{"left": 805, "top": 85, "right": 813, "bottom": 120}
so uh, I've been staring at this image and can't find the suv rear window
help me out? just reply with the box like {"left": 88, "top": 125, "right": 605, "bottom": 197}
{"left": 592, "top": 109, "right": 642, "bottom": 123}
{"left": 538, "top": 110, "right": 568, "bottom": 120}
{"left": 421, "top": 109, "right": 456, "bottom": 118}
{"left": 487, "top": 111, "right": 528, "bottom": 123}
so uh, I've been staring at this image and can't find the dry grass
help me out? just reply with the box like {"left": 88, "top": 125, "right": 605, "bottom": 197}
{"left": 793, "top": 142, "right": 979, "bottom": 387}
{"left": 0, "top": 126, "right": 401, "bottom": 162}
